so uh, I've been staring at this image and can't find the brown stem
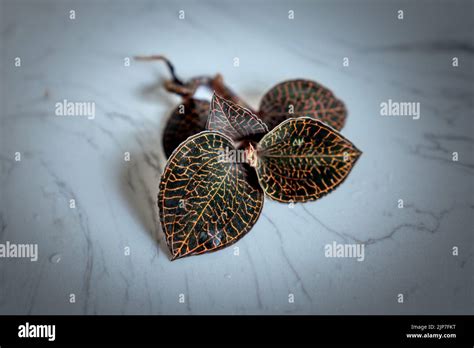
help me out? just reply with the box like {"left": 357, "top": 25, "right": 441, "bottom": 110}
{"left": 134, "top": 55, "right": 184, "bottom": 86}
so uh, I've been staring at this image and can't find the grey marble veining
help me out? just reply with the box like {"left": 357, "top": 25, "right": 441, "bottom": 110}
{"left": 0, "top": 0, "right": 472, "bottom": 314}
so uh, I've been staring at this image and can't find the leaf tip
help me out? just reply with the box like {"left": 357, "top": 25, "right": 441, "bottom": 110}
{"left": 211, "top": 91, "right": 224, "bottom": 103}
{"left": 353, "top": 146, "right": 363, "bottom": 158}
{"left": 170, "top": 251, "right": 181, "bottom": 261}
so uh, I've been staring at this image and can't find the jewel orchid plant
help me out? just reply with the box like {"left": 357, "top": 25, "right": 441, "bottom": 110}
{"left": 136, "top": 55, "right": 361, "bottom": 260}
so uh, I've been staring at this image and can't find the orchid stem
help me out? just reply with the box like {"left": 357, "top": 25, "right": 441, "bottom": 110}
{"left": 134, "top": 55, "right": 184, "bottom": 85}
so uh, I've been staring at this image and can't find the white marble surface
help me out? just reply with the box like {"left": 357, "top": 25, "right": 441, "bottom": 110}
{"left": 0, "top": 0, "right": 472, "bottom": 314}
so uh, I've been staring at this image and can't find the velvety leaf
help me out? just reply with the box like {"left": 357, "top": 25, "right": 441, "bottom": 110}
{"left": 256, "top": 117, "right": 361, "bottom": 203}
{"left": 163, "top": 76, "right": 252, "bottom": 158}
{"left": 259, "top": 79, "right": 347, "bottom": 131}
{"left": 158, "top": 131, "right": 264, "bottom": 260}
{"left": 207, "top": 74, "right": 254, "bottom": 111}
{"left": 162, "top": 98, "right": 209, "bottom": 158}
{"left": 207, "top": 93, "right": 268, "bottom": 140}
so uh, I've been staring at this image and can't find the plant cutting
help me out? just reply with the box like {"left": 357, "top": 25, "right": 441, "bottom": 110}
{"left": 137, "top": 56, "right": 361, "bottom": 260}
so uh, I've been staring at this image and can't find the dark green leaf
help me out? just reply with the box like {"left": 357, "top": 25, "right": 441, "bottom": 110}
{"left": 256, "top": 117, "right": 361, "bottom": 202}
{"left": 162, "top": 76, "right": 252, "bottom": 158}
{"left": 158, "top": 131, "right": 264, "bottom": 260}
{"left": 259, "top": 79, "right": 347, "bottom": 131}
{"left": 162, "top": 98, "right": 209, "bottom": 158}
{"left": 207, "top": 93, "right": 268, "bottom": 140}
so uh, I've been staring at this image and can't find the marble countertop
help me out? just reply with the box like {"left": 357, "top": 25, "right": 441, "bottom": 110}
{"left": 0, "top": 0, "right": 472, "bottom": 314}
